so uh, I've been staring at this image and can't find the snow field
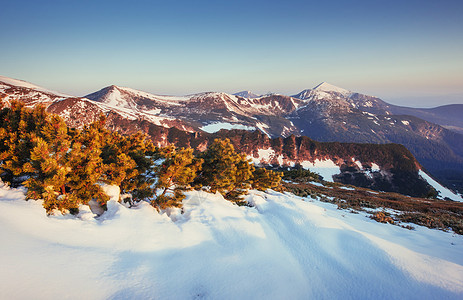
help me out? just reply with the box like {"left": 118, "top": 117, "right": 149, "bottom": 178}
{"left": 300, "top": 159, "right": 340, "bottom": 182}
{"left": 200, "top": 122, "right": 256, "bottom": 133}
{"left": 0, "top": 182, "right": 462, "bottom": 299}
{"left": 248, "top": 150, "right": 343, "bottom": 182}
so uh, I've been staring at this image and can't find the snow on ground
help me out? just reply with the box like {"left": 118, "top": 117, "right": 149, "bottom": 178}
{"left": 1, "top": 182, "right": 463, "bottom": 299}
{"left": 352, "top": 159, "right": 381, "bottom": 173}
{"left": 255, "top": 122, "right": 271, "bottom": 137}
{"left": 300, "top": 159, "right": 340, "bottom": 182}
{"left": 200, "top": 122, "right": 256, "bottom": 133}
{"left": 353, "top": 159, "right": 363, "bottom": 169}
{"left": 308, "top": 181, "right": 325, "bottom": 187}
{"left": 248, "top": 148, "right": 278, "bottom": 165}
{"left": 339, "top": 186, "right": 356, "bottom": 190}
{"left": 90, "top": 101, "right": 178, "bottom": 127}
{"left": 419, "top": 170, "right": 463, "bottom": 202}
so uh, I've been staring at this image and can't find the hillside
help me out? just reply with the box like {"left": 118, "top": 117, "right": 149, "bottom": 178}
{"left": 1, "top": 75, "right": 463, "bottom": 196}
{"left": 0, "top": 182, "right": 462, "bottom": 299}
{"left": 389, "top": 104, "right": 463, "bottom": 134}
{"left": 90, "top": 120, "right": 457, "bottom": 199}
{"left": 1, "top": 94, "right": 463, "bottom": 299}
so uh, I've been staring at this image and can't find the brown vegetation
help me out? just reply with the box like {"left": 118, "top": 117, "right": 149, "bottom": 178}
{"left": 283, "top": 181, "right": 463, "bottom": 234}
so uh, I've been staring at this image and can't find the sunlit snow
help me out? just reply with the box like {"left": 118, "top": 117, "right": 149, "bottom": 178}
{"left": 0, "top": 75, "right": 72, "bottom": 98}
{"left": 419, "top": 170, "right": 463, "bottom": 202}
{"left": 300, "top": 159, "right": 341, "bottom": 182}
{"left": 0, "top": 182, "right": 462, "bottom": 299}
{"left": 201, "top": 122, "right": 256, "bottom": 133}
{"left": 313, "top": 82, "right": 350, "bottom": 95}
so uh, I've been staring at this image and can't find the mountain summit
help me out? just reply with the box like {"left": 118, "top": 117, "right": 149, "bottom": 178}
{"left": 313, "top": 82, "right": 351, "bottom": 95}
{"left": 233, "top": 91, "right": 261, "bottom": 98}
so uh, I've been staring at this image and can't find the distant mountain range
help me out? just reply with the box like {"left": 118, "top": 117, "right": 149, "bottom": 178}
{"left": 1, "top": 75, "right": 462, "bottom": 198}
{"left": 389, "top": 104, "right": 463, "bottom": 135}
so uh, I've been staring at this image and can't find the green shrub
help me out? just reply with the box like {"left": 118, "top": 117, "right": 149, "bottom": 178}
{"left": 252, "top": 167, "right": 283, "bottom": 191}
{"left": 195, "top": 138, "right": 254, "bottom": 203}
{"left": 151, "top": 147, "right": 202, "bottom": 210}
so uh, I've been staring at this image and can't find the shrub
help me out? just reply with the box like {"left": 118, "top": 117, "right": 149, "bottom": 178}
{"left": 283, "top": 165, "right": 321, "bottom": 183}
{"left": 151, "top": 147, "right": 202, "bottom": 210}
{"left": 0, "top": 103, "right": 284, "bottom": 214}
{"left": 100, "top": 130, "right": 157, "bottom": 203}
{"left": 252, "top": 167, "right": 283, "bottom": 191}
{"left": 195, "top": 138, "right": 254, "bottom": 203}
{"left": 370, "top": 211, "right": 394, "bottom": 224}
{"left": 0, "top": 102, "right": 49, "bottom": 186}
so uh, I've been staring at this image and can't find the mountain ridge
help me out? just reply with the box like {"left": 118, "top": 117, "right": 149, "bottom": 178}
{"left": 1, "top": 75, "right": 462, "bottom": 196}
{"left": 233, "top": 90, "right": 261, "bottom": 98}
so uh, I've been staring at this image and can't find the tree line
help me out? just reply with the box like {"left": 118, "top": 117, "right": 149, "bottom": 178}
{"left": 0, "top": 101, "right": 282, "bottom": 214}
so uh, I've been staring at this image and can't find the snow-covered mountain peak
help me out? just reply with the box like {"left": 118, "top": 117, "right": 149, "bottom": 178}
{"left": 106, "top": 85, "right": 187, "bottom": 101}
{"left": 234, "top": 91, "right": 261, "bottom": 98}
{"left": 85, "top": 86, "right": 190, "bottom": 111}
{"left": 313, "top": 82, "right": 350, "bottom": 95}
{"left": 0, "top": 75, "right": 72, "bottom": 98}
{"left": 85, "top": 85, "right": 130, "bottom": 108}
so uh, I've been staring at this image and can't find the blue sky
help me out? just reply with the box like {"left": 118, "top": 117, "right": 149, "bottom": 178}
{"left": 1, "top": 0, "right": 462, "bottom": 107}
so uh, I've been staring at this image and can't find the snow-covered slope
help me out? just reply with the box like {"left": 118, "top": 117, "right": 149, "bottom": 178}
{"left": 290, "top": 84, "right": 463, "bottom": 195}
{"left": 0, "top": 75, "right": 71, "bottom": 106}
{"left": 0, "top": 75, "right": 71, "bottom": 98}
{"left": 313, "top": 81, "right": 351, "bottom": 95}
{"left": 0, "top": 77, "right": 195, "bottom": 132}
{"left": 292, "top": 82, "right": 388, "bottom": 112}
{"left": 201, "top": 122, "right": 257, "bottom": 133}
{"left": 85, "top": 85, "right": 188, "bottom": 110}
{"left": 0, "top": 182, "right": 462, "bottom": 299}
{"left": 85, "top": 86, "right": 302, "bottom": 137}
{"left": 420, "top": 170, "right": 463, "bottom": 202}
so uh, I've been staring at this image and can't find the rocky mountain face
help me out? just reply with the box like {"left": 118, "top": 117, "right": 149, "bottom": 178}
{"left": 88, "top": 118, "right": 433, "bottom": 197}
{"left": 288, "top": 84, "right": 463, "bottom": 193}
{"left": 388, "top": 104, "right": 463, "bottom": 135}
{"left": 85, "top": 85, "right": 303, "bottom": 137}
{"left": 1, "top": 75, "right": 462, "bottom": 197}
{"left": 0, "top": 75, "right": 69, "bottom": 107}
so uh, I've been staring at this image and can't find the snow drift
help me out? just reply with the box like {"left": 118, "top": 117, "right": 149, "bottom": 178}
{"left": 0, "top": 181, "right": 462, "bottom": 299}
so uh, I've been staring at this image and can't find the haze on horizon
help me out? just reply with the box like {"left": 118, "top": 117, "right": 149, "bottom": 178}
{"left": 1, "top": 0, "right": 462, "bottom": 108}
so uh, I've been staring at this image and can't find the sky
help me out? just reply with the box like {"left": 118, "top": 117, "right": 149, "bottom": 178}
{"left": 1, "top": 0, "right": 462, "bottom": 107}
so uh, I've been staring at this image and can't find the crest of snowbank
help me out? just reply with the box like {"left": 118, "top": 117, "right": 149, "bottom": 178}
{"left": 0, "top": 183, "right": 462, "bottom": 299}
{"left": 419, "top": 170, "right": 463, "bottom": 202}
{"left": 99, "top": 183, "right": 120, "bottom": 202}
